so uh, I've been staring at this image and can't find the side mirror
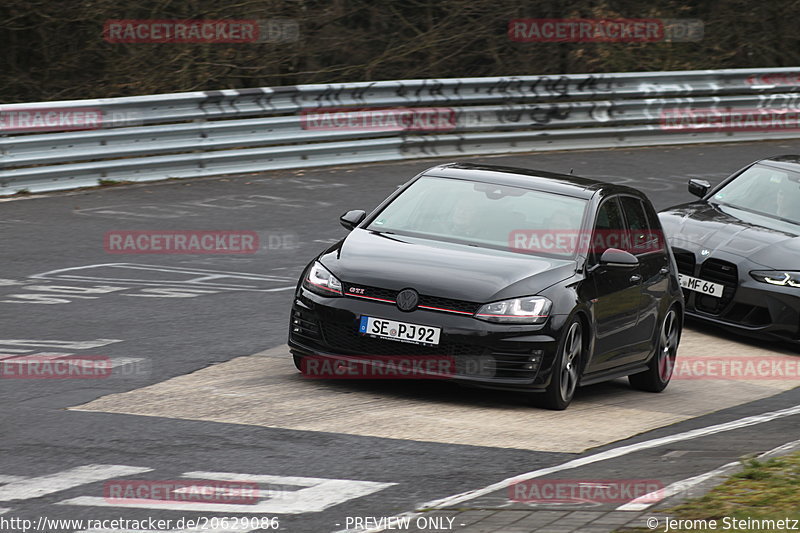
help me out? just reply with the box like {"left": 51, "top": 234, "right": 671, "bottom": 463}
{"left": 599, "top": 248, "right": 639, "bottom": 268}
{"left": 339, "top": 209, "right": 366, "bottom": 231}
{"left": 688, "top": 178, "right": 711, "bottom": 198}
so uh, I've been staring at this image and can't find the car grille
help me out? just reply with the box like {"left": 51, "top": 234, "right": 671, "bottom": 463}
{"left": 672, "top": 248, "right": 696, "bottom": 276}
{"left": 488, "top": 342, "right": 544, "bottom": 380}
{"left": 726, "top": 303, "right": 771, "bottom": 326}
{"left": 418, "top": 295, "right": 480, "bottom": 314}
{"left": 342, "top": 283, "right": 481, "bottom": 315}
{"left": 695, "top": 259, "right": 738, "bottom": 315}
{"left": 320, "top": 322, "right": 541, "bottom": 380}
{"left": 671, "top": 248, "right": 696, "bottom": 301}
{"left": 348, "top": 285, "right": 397, "bottom": 302}
{"left": 291, "top": 308, "right": 322, "bottom": 343}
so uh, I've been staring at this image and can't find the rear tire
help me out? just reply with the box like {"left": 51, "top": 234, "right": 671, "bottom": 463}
{"left": 629, "top": 306, "right": 681, "bottom": 392}
{"left": 538, "top": 318, "right": 583, "bottom": 410}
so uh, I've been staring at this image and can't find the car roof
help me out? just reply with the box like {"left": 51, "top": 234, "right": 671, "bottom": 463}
{"left": 758, "top": 155, "right": 800, "bottom": 172}
{"left": 422, "top": 162, "right": 646, "bottom": 200}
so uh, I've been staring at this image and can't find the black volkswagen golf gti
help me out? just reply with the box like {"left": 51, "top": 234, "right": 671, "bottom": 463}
{"left": 289, "top": 163, "right": 683, "bottom": 409}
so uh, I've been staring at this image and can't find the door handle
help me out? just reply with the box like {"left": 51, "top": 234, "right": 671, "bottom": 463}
{"left": 659, "top": 267, "right": 670, "bottom": 275}
{"left": 630, "top": 274, "right": 642, "bottom": 283}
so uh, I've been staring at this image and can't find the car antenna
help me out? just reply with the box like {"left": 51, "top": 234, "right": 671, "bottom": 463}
{"left": 569, "top": 168, "right": 574, "bottom": 174}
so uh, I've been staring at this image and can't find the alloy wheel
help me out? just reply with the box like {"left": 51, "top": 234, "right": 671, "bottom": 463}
{"left": 560, "top": 321, "right": 582, "bottom": 401}
{"left": 657, "top": 309, "right": 679, "bottom": 382}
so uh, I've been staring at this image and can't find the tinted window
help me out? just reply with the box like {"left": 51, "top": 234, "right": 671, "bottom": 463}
{"left": 641, "top": 199, "right": 666, "bottom": 252}
{"left": 591, "top": 197, "right": 624, "bottom": 261}
{"left": 620, "top": 196, "right": 648, "bottom": 230}
{"left": 620, "top": 196, "right": 661, "bottom": 254}
{"left": 594, "top": 197, "right": 624, "bottom": 231}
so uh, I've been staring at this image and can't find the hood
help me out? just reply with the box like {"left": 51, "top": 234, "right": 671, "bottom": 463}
{"left": 319, "top": 228, "right": 577, "bottom": 303}
{"left": 659, "top": 201, "right": 800, "bottom": 268}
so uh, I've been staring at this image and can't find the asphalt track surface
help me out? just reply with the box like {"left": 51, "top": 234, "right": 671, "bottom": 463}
{"left": 1, "top": 139, "right": 800, "bottom": 533}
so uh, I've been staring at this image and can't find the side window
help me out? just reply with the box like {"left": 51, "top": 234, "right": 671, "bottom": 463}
{"left": 620, "top": 196, "right": 661, "bottom": 254}
{"left": 591, "top": 197, "right": 624, "bottom": 262}
{"left": 641, "top": 199, "right": 666, "bottom": 253}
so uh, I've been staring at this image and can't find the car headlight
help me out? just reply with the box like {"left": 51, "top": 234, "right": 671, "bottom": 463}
{"left": 474, "top": 296, "right": 552, "bottom": 324}
{"left": 750, "top": 270, "right": 800, "bottom": 288}
{"left": 303, "top": 261, "right": 343, "bottom": 296}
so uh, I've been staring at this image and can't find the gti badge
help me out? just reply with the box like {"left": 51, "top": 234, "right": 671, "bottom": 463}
{"left": 396, "top": 289, "right": 419, "bottom": 311}
{"left": 700, "top": 249, "right": 710, "bottom": 256}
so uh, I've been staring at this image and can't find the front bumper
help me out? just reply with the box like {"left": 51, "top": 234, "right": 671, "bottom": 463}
{"left": 672, "top": 248, "right": 800, "bottom": 342}
{"left": 288, "top": 286, "right": 564, "bottom": 392}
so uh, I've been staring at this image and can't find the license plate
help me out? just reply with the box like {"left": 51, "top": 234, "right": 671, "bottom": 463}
{"left": 359, "top": 316, "right": 441, "bottom": 346}
{"left": 679, "top": 274, "right": 724, "bottom": 297}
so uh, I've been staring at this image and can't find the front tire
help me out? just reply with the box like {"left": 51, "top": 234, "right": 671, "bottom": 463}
{"left": 292, "top": 353, "right": 304, "bottom": 372}
{"left": 539, "top": 318, "right": 583, "bottom": 410}
{"left": 629, "top": 306, "right": 681, "bottom": 392}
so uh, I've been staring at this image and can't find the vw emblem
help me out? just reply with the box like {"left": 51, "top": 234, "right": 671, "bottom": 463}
{"left": 701, "top": 249, "right": 711, "bottom": 256}
{"left": 396, "top": 289, "right": 419, "bottom": 312}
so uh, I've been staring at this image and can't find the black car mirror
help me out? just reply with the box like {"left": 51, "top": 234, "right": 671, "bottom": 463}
{"left": 599, "top": 248, "right": 639, "bottom": 268}
{"left": 340, "top": 209, "right": 366, "bottom": 231}
{"left": 688, "top": 178, "right": 711, "bottom": 198}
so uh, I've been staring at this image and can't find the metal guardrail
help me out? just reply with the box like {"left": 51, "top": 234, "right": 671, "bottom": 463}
{"left": 3, "top": 68, "right": 800, "bottom": 194}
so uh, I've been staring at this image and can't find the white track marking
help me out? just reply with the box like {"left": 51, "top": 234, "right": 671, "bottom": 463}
{"left": 60, "top": 471, "right": 395, "bottom": 514}
{"left": 417, "top": 404, "right": 800, "bottom": 509}
{"left": 0, "top": 507, "right": 9, "bottom": 515}
{"left": 30, "top": 264, "right": 294, "bottom": 292}
{"left": 0, "top": 465, "right": 152, "bottom": 502}
{"left": 617, "top": 461, "right": 738, "bottom": 511}
{"left": 616, "top": 437, "right": 800, "bottom": 511}
{"left": 348, "top": 403, "right": 800, "bottom": 533}
{"left": 0, "top": 476, "right": 26, "bottom": 483}
{"left": 760, "top": 437, "right": 800, "bottom": 457}
{"left": 0, "top": 339, "right": 122, "bottom": 350}
{"left": 1, "top": 352, "right": 74, "bottom": 362}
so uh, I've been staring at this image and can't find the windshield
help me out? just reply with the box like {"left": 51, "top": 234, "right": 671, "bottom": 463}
{"left": 712, "top": 164, "right": 800, "bottom": 225}
{"left": 367, "top": 176, "right": 588, "bottom": 257}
